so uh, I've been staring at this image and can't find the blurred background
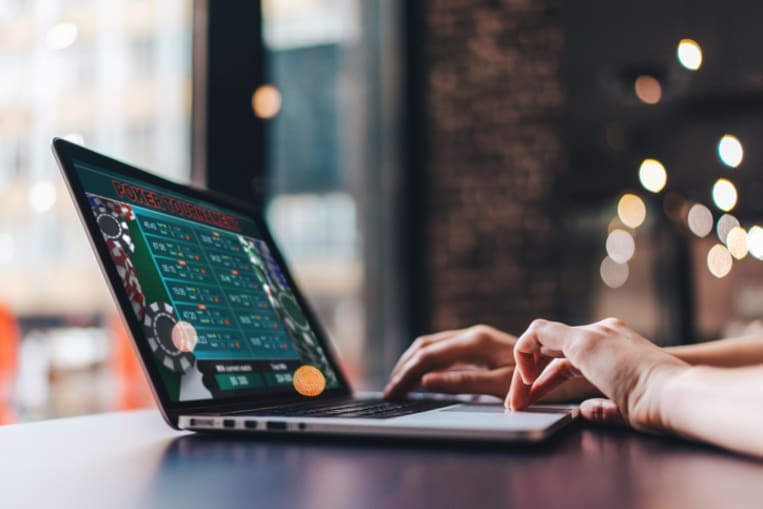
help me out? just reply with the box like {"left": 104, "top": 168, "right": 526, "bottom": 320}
{"left": 1, "top": 0, "right": 763, "bottom": 423}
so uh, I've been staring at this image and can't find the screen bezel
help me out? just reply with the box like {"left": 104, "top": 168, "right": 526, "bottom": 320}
{"left": 52, "top": 138, "right": 353, "bottom": 427}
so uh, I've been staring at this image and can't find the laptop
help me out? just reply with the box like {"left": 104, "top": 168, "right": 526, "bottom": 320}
{"left": 52, "top": 138, "right": 577, "bottom": 442}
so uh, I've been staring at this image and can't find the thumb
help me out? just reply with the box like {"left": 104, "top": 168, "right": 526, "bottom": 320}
{"left": 579, "top": 398, "right": 627, "bottom": 427}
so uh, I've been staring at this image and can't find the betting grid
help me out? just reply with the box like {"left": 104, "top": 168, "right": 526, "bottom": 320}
{"left": 86, "top": 187, "right": 337, "bottom": 401}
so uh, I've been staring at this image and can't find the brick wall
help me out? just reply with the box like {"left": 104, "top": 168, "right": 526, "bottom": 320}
{"left": 419, "top": 0, "right": 566, "bottom": 333}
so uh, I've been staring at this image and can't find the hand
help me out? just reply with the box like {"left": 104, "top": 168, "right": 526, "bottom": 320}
{"left": 383, "top": 325, "right": 517, "bottom": 400}
{"left": 508, "top": 318, "right": 690, "bottom": 432}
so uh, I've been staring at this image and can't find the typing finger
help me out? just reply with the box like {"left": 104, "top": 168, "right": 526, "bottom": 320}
{"left": 514, "top": 320, "right": 567, "bottom": 384}
{"left": 522, "top": 358, "right": 583, "bottom": 408}
{"left": 506, "top": 366, "right": 532, "bottom": 409}
{"left": 389, "top": 329, "right": 459, "bottom": 381}
{"left": 383, "top": 335, "right": 489, "bottom": 399}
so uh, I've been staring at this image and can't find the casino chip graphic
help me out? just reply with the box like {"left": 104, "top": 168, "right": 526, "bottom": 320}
{"left": 144, "top": 301, "right": 196, "bottom": 373}
{"left": 92, "top": 197, "right": 135, "bottom": 255}
{"left": 90, "top": 196, "right": 147, "bottom": 320}
{"left": 241, "top": 236, "right": 338, "bottom": 387}
{"left": 89, "top": 194, "right": 200, "bottom": 385}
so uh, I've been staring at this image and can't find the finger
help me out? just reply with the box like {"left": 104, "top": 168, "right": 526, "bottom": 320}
{"left": 514, "top": 320, "right": 566, "bottom": 384}
{"left": 420, "top": 367, "right": 513, "bottom": 398}
{"left": 383, "top": 336, "right": 489, "bottom": 399}
{"left": 389, "top": 329, "right": 459, "bottom": 380}
{"left": 524, "top": 358, "right": 583, "bottom": 406}
{"left": 506, "top": 366, "right": 532, "bottom": 410}
{"left": 579, "top": 398, "right": 627, "bottom": 427}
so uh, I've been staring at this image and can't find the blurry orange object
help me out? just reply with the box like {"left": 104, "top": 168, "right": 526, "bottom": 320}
{"left": 0, "top": 302, "right": 19, "bottom": 424}
{"left": 110, "top": 314, "right": 155, "bottom": 410}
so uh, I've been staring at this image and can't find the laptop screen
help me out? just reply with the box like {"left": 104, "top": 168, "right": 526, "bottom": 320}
{"left": 73, "top": 159, "right": 341, "bottom": 403}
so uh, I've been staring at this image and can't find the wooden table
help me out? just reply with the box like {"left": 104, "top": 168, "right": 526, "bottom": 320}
{"left": 2, "top": 410, "right": 762, "bottom": 509}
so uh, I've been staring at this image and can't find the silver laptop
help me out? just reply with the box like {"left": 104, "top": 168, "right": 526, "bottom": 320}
{"left": 52, "top": 138, "right": 577, "bottom": 442}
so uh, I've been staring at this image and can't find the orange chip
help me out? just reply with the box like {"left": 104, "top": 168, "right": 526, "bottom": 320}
{"left": 293, "top": 365, "right": 326, "bottom": 397}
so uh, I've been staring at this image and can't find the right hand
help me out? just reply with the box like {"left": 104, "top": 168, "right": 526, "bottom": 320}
{"left": 508, "top": 318, "right": 689, "bottom": 432}
{"left": 382, "top": 325, "right": 519, "bottom": 400}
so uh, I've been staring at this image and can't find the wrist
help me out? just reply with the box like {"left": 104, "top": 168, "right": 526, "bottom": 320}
{"left": 656, "top": 364, "right": 700, "bottom": 434}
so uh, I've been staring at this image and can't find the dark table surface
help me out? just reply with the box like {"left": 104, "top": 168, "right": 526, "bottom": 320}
{"left": 2, "top": 409, "right": 763, "bottom": 509}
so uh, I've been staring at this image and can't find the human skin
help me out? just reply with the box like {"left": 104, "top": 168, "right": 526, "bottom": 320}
{"left": 383, "top": 320, "right": 763, "bottom": 457}
{"left": 382, "top": 323, "right": 763, "bottom": 401}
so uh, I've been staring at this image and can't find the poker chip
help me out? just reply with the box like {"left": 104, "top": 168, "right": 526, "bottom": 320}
{"left": 144, "top": 301, "right": 195, "bottom": 373}
{"left": 124, "top": 263, "right": 146, "bottom": 319}
{"left": 279, "top": 294, "right": 309, "bottom": 329}
{"left": 94, "top": 204, "right": 135, "bottom": 255}
{"left": 266, "top": 287, "right": 283, "bottom": 318}
{"left": 106, "top": 240, "right": 146, "bottom": 319}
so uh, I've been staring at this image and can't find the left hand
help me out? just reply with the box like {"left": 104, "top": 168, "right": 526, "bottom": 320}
{"left": 507, "top": 318, "right": 690, "bottom": 432}
{"left": 383, "top": 325, "right": 517, "bottom": 400}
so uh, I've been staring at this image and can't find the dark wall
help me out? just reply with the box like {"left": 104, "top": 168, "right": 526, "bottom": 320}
{"left": 412, "top": 0, "right": 567, "bottom": 334}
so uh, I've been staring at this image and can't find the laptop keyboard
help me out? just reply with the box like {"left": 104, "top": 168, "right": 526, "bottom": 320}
{"left": 241, "top": 399, "right": 451, "bottom": 419}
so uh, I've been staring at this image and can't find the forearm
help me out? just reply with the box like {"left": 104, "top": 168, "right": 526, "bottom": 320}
{"left": 666, "top": 336, "right": 763, "bottom": 367}
{"left": 661, "top": 365, "right": 763, "bottom": 458}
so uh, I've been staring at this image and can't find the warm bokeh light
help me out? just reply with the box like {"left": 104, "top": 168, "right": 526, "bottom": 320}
{"left": 718, "top": 134, "right": 743, "bottom": 168}
{"left": 712, "top": 178, "right": 737, "bottom": 211}
{"left": 28, "top": 180, "right": 57, "bottom": 214}
{"left": 707, "top": 244, "right": 733, "bottom": 278}
{"left": 606, "top": 229, "right": 635, "bottom": 264}
{"left": 726, "top": 226, "right": 748, "bottom": 260}
{"left": 677, "top": 38, "right": 703, "bottom": 71}
{"left": 716, "top": 214, "right": 740, "bottom": 243}
{"left": 748, "top": 226, "right": 763, "bottom": 260}
{"left": 46, "top": 22, "right": 78, "bottom": 50}
{"left": 687, "top": 203, "right": 713, "bottom": 237}
{"left": 600, "top": 256, "right": 629, "bottom": 289}
{"left": 617, "top": 193, "right": 646, "bottom": 228}
{"left": 634, "top": 75, "right": 662, "bottom": 104}
{"left": 252, "top": 84, "right": 282, "bottom": 119}
{"left": 638, "top": 158, "right": 667, "bottom": 193}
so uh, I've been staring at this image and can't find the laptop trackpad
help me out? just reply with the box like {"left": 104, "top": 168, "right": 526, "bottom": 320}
{"left": 393, "top": 403, "right": 573, "bottom": 430}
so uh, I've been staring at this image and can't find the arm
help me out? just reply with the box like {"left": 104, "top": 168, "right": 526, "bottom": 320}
{"left": 662, "top": 365, "right": 763, "bottom": 456}
{"left": 667, "top": 336, "right": 763, "bottom": 367}
{"left": 509, "top": 318, "right": 763, "bottom": 458}
{"left": 382, "top": 324, "right": 763, "bottom": 403}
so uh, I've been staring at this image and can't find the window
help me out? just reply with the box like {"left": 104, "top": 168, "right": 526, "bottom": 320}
{"left": 261, "top": 0, "right": 404, "bottom": 385}
{"left": 0, "top": 0, "right": 192, "bottom": 421}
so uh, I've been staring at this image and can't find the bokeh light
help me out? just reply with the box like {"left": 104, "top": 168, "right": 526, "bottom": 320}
{"left": 712, "top": 178, "right": 737, "bottom": 211}
{"left": 707, "top": 244, "right": 733, "bottom": 278}
{"left": 747, "top": 226, "right": 763, "bottom": 260}
{"left": 634, "top": 75, "right": 662, "bottom": 104}
{"left": 716, "top": 214, "right": 740, "bottom": 243}
{"left": 606, "top": 229, "right": 636, "bottom": 264}
{"left": 63, "top": 133, "right": 85, "bottom": 146}
{"left": 638, "top": 158, "right": 667, "bottom": 193}
{"left": 28, "top": 180, "right": 57, "bottom": 214}
{"left": 726, "top": 226, "right": 748, "bottom": 260}
{"left": 718, "top": 134, "right": 743, "bottom": 168}
{"left": 600, "top": 256, "right": 629, "bottom": 289}
{"left": 677, "top": 38, "right": 703, "bottom": 71}
{"left": 617, "top": 194, "right": 646, "bottom": 229}
{"left": 46, "top": 22, "right": 78, "bottom": 50}
{"left": 687, "top": 203, "right": 713, "bottom": 237}
{"left": 252, "top": 84, "right": 282, "bottom": 119}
